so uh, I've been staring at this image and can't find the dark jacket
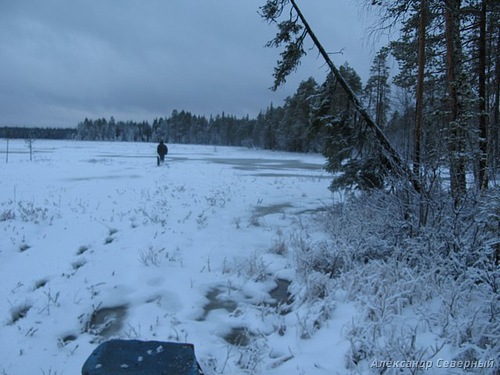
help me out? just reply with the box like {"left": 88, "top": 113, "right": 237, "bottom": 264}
{"left": 157, "top": 141, "right": 168, "bottom": 157}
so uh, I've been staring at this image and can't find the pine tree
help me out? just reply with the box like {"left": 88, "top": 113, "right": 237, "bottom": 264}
{"left": 445, "top": 0, "right": 467, "bottom": 204}
{"left": 365, "top": 47, "right": 391, "bottom": 128}
{"left": 310, "top": 64, "right": 389, "bottom": 190}
{"left": 278, "top": 77, "right": 317, "bottom": 152}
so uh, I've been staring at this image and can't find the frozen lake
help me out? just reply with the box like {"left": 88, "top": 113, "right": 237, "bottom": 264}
{"left": 0, "top": 140, "right": 350, "bottom": 375}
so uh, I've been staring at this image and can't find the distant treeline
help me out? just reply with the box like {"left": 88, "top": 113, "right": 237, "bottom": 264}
{"left": 0, "top": 70, "right": 359, "bottom": 158}
{"left": 0, "top": 75, "right": 329, "bottom": 154}
{"left": 0, "top": 126, "right": 76, "bottom": 140}
{"left": 75, "top": 84, "right": 326, "bottom": 154}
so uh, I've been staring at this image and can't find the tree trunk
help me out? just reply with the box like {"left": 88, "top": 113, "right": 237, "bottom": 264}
{"left": 289, "top": 0, "right": 421, "bottom": 193}
{"left": 493, "top": 25, "right": 500, "bottom": 175}
{"left": 414, "top": 0, "right": 426, "bottom": 183}
{"left": 445, "top": 0, "right": 467, "bottom": 205}
{"left": 477, "top": 0, "right": 488, "bottom": 191}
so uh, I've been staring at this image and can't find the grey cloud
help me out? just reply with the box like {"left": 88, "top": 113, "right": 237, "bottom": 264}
{"left": 0, "top": 1, "right": 374, "bottom": 127}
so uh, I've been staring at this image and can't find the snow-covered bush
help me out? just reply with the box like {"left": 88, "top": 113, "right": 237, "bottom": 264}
{"left": 0, "top": 199, "right": 54, "bottom": 223}
{"left": 139, "top": 245, "right": 165, "bottom": 267}
{"left": 306, "top": 184, "right": 500, "bottom": 373}
{"left": 291, "top": 232, "right": 352, "bottom": 280}
{"left": 234, "top": 252, "right": 270, "bottom": 282}
{"left": 0, "top": 207, "right": 15, "bottom": 221}
{"left": 236, "top": 334, "right": 268, "bottom": 373}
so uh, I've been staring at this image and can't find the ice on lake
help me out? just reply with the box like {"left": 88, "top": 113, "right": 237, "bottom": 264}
{"left": 0, "top": 140, "right": 347, "bottom": 375}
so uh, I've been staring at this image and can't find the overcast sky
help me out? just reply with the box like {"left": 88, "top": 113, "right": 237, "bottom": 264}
{"left": 0, "top": 1, "right": 383, "bottom": 128}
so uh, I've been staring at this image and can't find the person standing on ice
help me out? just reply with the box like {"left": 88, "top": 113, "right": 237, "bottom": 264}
{"left": 157, "top": 140, "right": 168, "bottom": 166}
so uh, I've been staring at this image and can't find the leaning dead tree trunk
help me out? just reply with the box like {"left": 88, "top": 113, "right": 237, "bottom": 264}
{"left": 269, "top": 0, "right": 421, "bottom": 192}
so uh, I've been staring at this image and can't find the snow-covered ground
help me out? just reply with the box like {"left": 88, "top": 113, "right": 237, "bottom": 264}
{"left": 0, "top": 140, "right": 352, "bottom": 374}
{"left": 3, "top": 140, "right": 498, "bottom": 375}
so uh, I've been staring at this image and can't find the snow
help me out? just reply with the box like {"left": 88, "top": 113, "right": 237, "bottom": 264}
{"left": 0, "top": 139, "right": 345, "bottom": 374}
{"left": 2, "top": 140, "right": 498, "bottom": 375}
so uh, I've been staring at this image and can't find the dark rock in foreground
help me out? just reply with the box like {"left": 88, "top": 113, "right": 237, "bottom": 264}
{"left": 82, "top": 339, "right": 203, "bottom": 375}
